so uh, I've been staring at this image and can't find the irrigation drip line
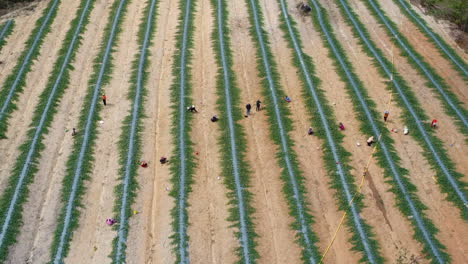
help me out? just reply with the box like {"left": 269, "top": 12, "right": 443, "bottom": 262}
{"left": 279, "top": 0, "right": 364, "bottom": 260}
{"left": 52, "top": 0, "right": 127, "bottom": 262}
{"left": 365, "top": 0, "right": 468, "bottom": 129}
{"left": 0, "top": 20, "right": 13, "bottom": 41}
{"left": 175, "top": 0, "right": 192, "bottom": 262}
{"left": 112, "top": 0, "right": 157, "bottom": 262}
{"left": 335, "top": 0, "right": 453, "bottom": 261}
{"left": 0, "top": 0, "right": 93, "bottom": 251}
{"left": 0, "top": 0, "right": 59, "bottom": 120}
{"left": 394, "top": 0, "right": 468, "bottom": 77}
{"left": 361, "top": 0, "right": 468, "bottom": 210}
{"left": 247, "top": 0, "right": 345, "bottom": 262}
{"left": 215, "top": 0, "right": 251, "bottom": 261}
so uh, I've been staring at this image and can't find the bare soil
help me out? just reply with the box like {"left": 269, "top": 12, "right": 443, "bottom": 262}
{"left": 186, "top": 0, "right": 238, "bottom": 262}
{"left": 0, "top": 0, "right": 466, "bottom": 262}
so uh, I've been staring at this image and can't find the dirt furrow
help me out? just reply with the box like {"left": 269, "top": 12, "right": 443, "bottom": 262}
{"left": 3, "top": 0, "right": 112, "bottom": 262}
{"left": 0, "top": 1, "right": 46, "bottom": 88}
{"left": 373, "top": 0, "right": 467, "bottom": 101}
{"left": 346, "top": 0, "right": 468, "bottom": 184}
{"left": 294, "top": 0, "right": 427, "bottom": 261}
{"left": 322, "top": 0, "right": 467, "bottom": 261}
{"left": 259, "top": 0, "right": 366, "bottom": 263}
{"left": 0, "top": 0, "right": 81, "bottom": 193}
{"left": 381, "top": 0, "right": 467, "bottom": 61}
{"left": 186, "top": 0, "right": 238, "bottom": 262}
{"left": 123, "top": 0, "right": 179, "bottom": 262}
{"left": 286, "top": 2, "right": 368, "bottom": 263}
{"left": 227, "top": 0, "right": 305, "bottom": 262}
{"left": 64, "top": 0, "right": 145, "bottom": 262}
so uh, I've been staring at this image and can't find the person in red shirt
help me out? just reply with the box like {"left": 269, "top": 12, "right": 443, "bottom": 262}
{"left": 338, "top": 122, "right": 345, "bottom": 131}
{"left": 102, "top": 94, "right": 107, "bottom": 106}
{"left": 431, "top": 119, "right": 437, "bottom": 128}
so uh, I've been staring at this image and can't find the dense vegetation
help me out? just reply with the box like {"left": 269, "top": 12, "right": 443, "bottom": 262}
{"left": 419, "top": 0, "right": 468, "bottom": 32}
{"left": 0, "top": 0, "right": 35, "bottom": 9}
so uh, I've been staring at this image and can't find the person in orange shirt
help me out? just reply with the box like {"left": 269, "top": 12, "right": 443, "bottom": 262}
{"left": 102, "top": 94, "right": 107, "bottom": 106}
{"left": 384, "top": 110, "right": 389, "bottom": 122}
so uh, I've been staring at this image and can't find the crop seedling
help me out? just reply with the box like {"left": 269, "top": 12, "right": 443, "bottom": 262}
{"left": 0, "top": 20, "right": 14, "bottom": 51}
{"left": 0, "top": 0, "right": 60, "bottom": 139}
{"left": 391, "top": 0, "right": 468, "bottom": 79}
{"left": 0, "top": 0, "right": 95, "bottom": 262}
{"left": 109, "top": 0, "right": 159, "bottom": 262}
{"left": 239, "top": 0, "right": 382, "bottom": 262}
{"left": 168, "top": 0, "right": 197, "bottom": 262}
{"left": 211, "top": 0, "right": 260, "bottom": 261}
{"left": 48, "top": 0, "right": 130, "bottom": 262}
{"left": 308, "top": 0, "right": 448, "bottom": 261}
{"left": 353, "top": 0, "right": 468, "bottom": 220}
{"left": 361, "top": 0, "right": 468, "bottom": 136}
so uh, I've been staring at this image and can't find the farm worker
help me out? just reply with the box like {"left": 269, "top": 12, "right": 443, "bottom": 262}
{"left": 211, "top": 115, "right": 218, "bottom": 122}
{"left": 256, "top": 99, "right": 261, "bottom": 111}
{"left": 140, "top": 160, "right": 148, "bottom": 168}
{"left": 403, "top": 126, "right": 409, "bottom": 135}
{"left": 187, "top": 105, "right": 198, "bottom": 113}
{"left": 72, "top": 128, "right": 77, "bottom": 136}
{"left": 245, "top": 103, "right": 252, "bottom": 116}
{"left": 285, "top": 96, "right": 291, "bottom": 103}
{"left": 384, "top": 110, "right": 389, "bottom": 122}
{"left": 160, "top": 156, "right": 168, "bottom": 164}
{"left": 102, "top": 94, "right": 107, "bottom": 106}
{"left": 308, "top": 127, "right": 314, "bottom": 135}
{"left": 431, "top": 119, "right": 437, "bottom": 128}
{"left": 338, "top": 122, "right": 345, "bottom": 131}
{"left": 366, "top": 136, "right": 374, "bottom": 146}
{"left": 106, "top": 218, "right": 116, "bottom": 226}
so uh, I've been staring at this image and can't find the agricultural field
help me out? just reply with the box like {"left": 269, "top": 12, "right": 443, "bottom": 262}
{"left": 0, "top": 0, "right": 466, "bottom": 263}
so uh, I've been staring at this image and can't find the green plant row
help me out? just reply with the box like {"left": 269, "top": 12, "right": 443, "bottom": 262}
{"left": 362, "top": 0, "right": 468, "bottom": 135}
{"left": 0, "top": 0, "right": 95, "bottom": 262}
{"left": 211, "top": 0, "right": 259, "bottom": 262}
{"left": 109, "top": 0, "right": 158, "bottom": 262}
{"left": 276, "top": 0, "right": 388, "bottom": 262}
{"left": 0, "top": 20, "right": 14, "bottom": 51}
{"left": 48, "top": 0, "right": 130, "bottom": 262}
{"left": 242, "top": 0, "right": 355, "bottom": 262}
{"left": 0, "top": 0, "right": 60, "bottom": 139}
{"left": 391, "top": 0, "right": 468, "bottom": 79}
{"left": 168, "top": 0, "right": 196, "bottom": 262}
{"left": 356, "top": 0, "right": 468, "bottom": 220}
{"left": 332, "top": 0, "right": 452, "bottom": 261}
